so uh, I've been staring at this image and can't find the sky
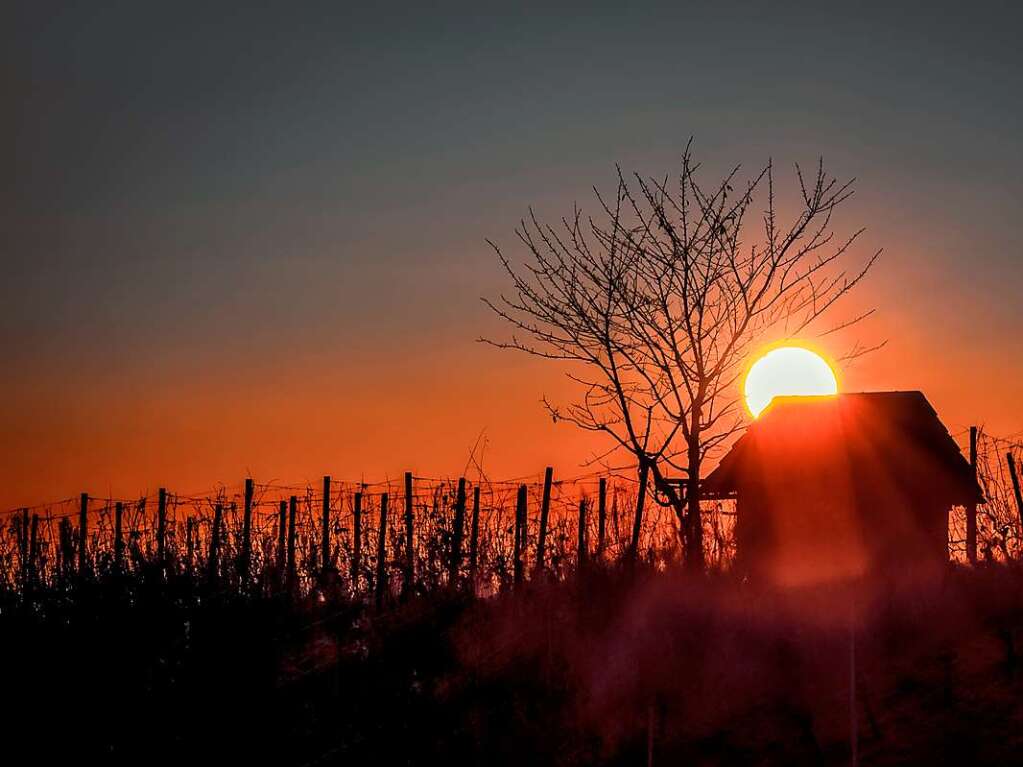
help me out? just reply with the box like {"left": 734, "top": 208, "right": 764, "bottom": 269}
{"left": 3, "top": 1, "right": 1022, "bottom": 509}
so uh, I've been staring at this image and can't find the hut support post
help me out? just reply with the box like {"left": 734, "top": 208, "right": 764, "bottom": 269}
{"left": 966, "top": 426, "right": 978, "bottom": 564}
{"left": 1007, "top": 453, "right": 1023, "bottom": 538}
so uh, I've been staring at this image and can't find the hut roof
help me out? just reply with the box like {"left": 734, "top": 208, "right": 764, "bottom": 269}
{"left": 704, "top": 391, "right": 983, "bottom": 505}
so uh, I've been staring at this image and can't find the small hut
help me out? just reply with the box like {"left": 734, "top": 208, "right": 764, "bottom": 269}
{"left": 704, "top": 391, "right": 982, "bottom": 585}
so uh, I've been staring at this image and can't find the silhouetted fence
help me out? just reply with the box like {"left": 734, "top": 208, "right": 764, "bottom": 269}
{"left": 950, "top": 428, "right": 1023, "bottom": 562}
{"left": 0, "top": 469, "right": 738, "bottom": 604}
{"left": 5, "top": 425, "right": 1020, "bottom": 604}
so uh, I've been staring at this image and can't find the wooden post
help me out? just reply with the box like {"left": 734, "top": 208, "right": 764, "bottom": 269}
{"left": 78, "top": 492, "right": 89, "bottom": 577}
{"left": 240, "top": 479, "right": 253, "bottom": 581}
{"left": 287, "top": 495, "right": 297, "bottom": 591}
{"left": 186, "top": 517, "right": 195, "bottom": 571}
{"left": 468, "top": 485, "right": 481, "bottom": 593}
{"left": 28, "top": 514, "right": 38, "bottom": 592}
{"left": 208, "top": 503, "right": 223, "bottom": 581}
{"left": 598, "top": 478, "right": 607, "bottom": 560}
{"left": 322, "top": 475, "right": 332, "bottom": 574}
{"left": 535, "top": 467, "right": 553, "bottom": 573}
{"left": 1008, "top": 453, "right": 1023, "bottom": 535}
{"left": 578, "top": 497, "right": 588, "bottom": 570}
{"left": 630, "top": 463, "right": 650, "bottom": 563}
{"left": 404, "top": 472, "right": 414, "bottom": 597}
{"left": 514, "top": 484, "right": 527, "bottom": 587}
{"left": 449, "top": 477, "right": 467, "bottom": 587}
{"left": 276, "top": 500, "right": 287, "bottom": 574}
{"left": 352, "top": 492, "right": 363, "bottom": 593}
{"left": 19, "top": 508, "right": 29, "bottom": 587}
{"left": 967, "top": 426, "right": 978, "bottom": 564}
{"left": 375, "top": 493, "right": 389, "bottom": 609}
{"left": 156, "top": 487, "right": 167, "bottom": 564}
{"left": 114, "top": 501, "right": 124, "bottom": 572}
{"left": 59, "top": 518, "right": 73, "bottom": 578}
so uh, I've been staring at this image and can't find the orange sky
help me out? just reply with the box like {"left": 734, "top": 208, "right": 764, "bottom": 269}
{"left": 2, "top": 221, "right": 1019, "bottom": 512}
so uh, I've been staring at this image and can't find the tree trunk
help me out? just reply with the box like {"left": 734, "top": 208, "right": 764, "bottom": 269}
{"left": 686, "top": 435, "right": 704, "bottom": 571}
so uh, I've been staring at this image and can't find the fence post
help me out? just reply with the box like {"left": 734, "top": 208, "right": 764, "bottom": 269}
{"left": 598, "top": 478, "right": 607, "bottom": 560}
{"left": 322, "top": 475, "right": 331, "bottom": 575}
{"left": 514, "top": 484, "right": 527, "bottom": 587}
{"left": 19, "top": 508, "right": 29, "bottom": 587}
{"left": 375, "top": 493, "right": 389, "bottom": 610}
{"left": 578, "top": 497, "right": 588, "bottom": 571}
{"left": 352, "top": 492, "right": 363, "bottom": 594}
{"left": 535, "top": 467, "right": 553, "bottom": 573}
{"left": 468, "top": 486, "right": 481, "bottom": 595}
{"left": 404, "top": 472, "right": 414, "bottom": 598}
{"left": 1008, "top": 453, "right": 1023, "bottom": 535}
{"left": 28, "top": 514, "right": 38, "bottom": 594}
{"left": 276, "top": 500, "right": 287, "bottom": 576}
{"left": 287, "top": 495, "right": 297, "bottom": 592}
{"left": 78, "top": 492, "right": 89, "bottom": 577}
{"left": 449, "top": 477, "right": 467, "bottom": 587}
{"left": 208, "top": 503, "right": 223, "bottom": 581}
{"left": 157, "top": 487, "right": 167, "bottom": 564}
{"left": 240, "top": 479, "right": 253, "bottom": 581}
{"left": 59, "top": 518, "right": 73, "bottom": 578}
{"left": 630, "top": 463, "right": 650, "bottom": 564}
{"left": 966, "top": 426, "right": 978, "bottom": 564}
{"left": 114, "top": 501, "right": 124, "bottom": 572}
{"left": 186, "top": 517, "right": 195, "bottom": 571}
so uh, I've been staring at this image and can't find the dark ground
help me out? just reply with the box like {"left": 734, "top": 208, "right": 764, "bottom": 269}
{"left": 4, "top": 564, "right": 1023, "bottom": 765}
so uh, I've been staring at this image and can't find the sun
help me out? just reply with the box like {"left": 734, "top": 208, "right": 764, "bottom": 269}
{"left": 743, "top": 345, "right": 839, "bottom": 418}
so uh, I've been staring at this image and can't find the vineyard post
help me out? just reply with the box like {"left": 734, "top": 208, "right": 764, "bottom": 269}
{"left": 514, "top": 484, "right": 527, "bottom": 587}
{"left": 449, "top": 477, "right": 467, "bottom": 587}
{"left": 598, "top": 478, "right": 607, "bottom": 560}
{"left": 186, "top": 517, "right": 195, "bottom": 571}
{"left": 241, "top": 479, "right": 253, "bottom": 581}
{"left": 375, "top": 493, "right": 389, "bottom": 610}
{"left": 78, "top": 492, "right": 88, "bottom": 577}
{"left": 966, "top": 426, "right": 978, "bottom": 564}
{"left": 209, "top": 503, "right": 223, "bottom": 582}
{"left": 535, "top": 467, "right": 553, "bottom": 573}
{"left": 276, "top": 500, "right": 287, "bottom": 577}
{"left": 468, "top": 485, "right": 481, "bottom": 594}
{"left": 28, "top": 514, "right": 38, "bottom": 594}
{"left": 59, "top": 518, "right": 73, "bottom": 578}
{"left": 1007, "top": 453, "right": 1023, "bottom": 535}
{"left": 157, "top": 487, "right": 167, "bottom": 564}
{"left": 114, "top": 501, "right": 124, "bottom": 572}
{"left": 20, "top": 508, "right": 29, "bottom": 587}
{"left": 352, "top": 492, "right": 363, "bottom": 594}
{"left": 322, "top": 475, "right": 331, "bottom": 574}
{"left": 287, "top": 496, "right": 297, "bottom": 592}
{"left": 630, "top": 463, "right": 650, "bottom": 564}
{"left": 577, "top": 497, "right": 588, "bottom": 571}
{"left": 403, "top": 472, "right": 414, "bottom": 598}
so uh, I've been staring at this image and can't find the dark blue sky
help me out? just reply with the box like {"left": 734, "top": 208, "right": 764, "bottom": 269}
{"left": 3, "top": 1, "right": 1021, "bottom": 505}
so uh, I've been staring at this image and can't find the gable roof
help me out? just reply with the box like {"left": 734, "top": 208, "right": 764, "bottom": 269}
{"left": 704, "top": 391, "right": 983, "bottom": 504}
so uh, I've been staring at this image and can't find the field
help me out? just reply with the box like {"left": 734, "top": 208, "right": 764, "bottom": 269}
{"left": 2, "top": 431, "right": 1021, "bottom": 765}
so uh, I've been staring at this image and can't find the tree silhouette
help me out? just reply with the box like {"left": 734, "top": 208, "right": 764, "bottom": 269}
{"left": 482, "top": 141, "right": 880, "bottom": 569}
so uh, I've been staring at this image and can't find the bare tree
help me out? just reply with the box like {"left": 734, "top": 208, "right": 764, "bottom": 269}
{"left": 482, "top": 142, "right": 880, "bottom": 569}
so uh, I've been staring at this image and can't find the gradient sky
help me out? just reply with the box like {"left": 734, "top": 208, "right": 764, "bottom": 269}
{"left": 4, "top": 2, "right": 1021, "bottom": 509}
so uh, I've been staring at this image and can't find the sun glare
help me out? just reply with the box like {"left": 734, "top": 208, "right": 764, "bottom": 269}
{"left": 743, "top": 345, "right": 839, "bottom": 418}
